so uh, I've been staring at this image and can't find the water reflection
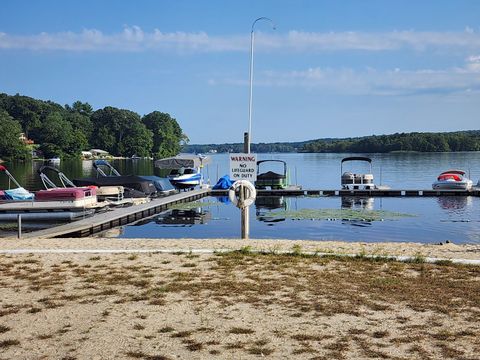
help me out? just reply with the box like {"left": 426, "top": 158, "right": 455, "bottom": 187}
{"left": 341, "top": 196, "right": 374, "bottom": 210}
{"left": 133, "top": 208, "right": 212, "bottom": 228}
{"left": 256, "top": 196, "right": 287, "bottom": 223}
{"left": 437, "top": 196, "right": 472, "bottom": 210}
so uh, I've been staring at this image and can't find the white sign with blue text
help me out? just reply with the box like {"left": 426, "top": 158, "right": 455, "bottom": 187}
{"left": 229, "top": 153, "right": 257, "bottom": 182}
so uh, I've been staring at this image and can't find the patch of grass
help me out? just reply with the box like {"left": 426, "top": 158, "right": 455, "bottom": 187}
{"left": 89, "top": 256, "right": 101, "bottom": 261}
{"left": 171, "top": 330, "right": 192, "bottom": 338}
{"left": 247, "top": 347, "right": 275, "bottom": 356}
{"left": 158, "top": 326, "right": 174, "bottom": 333}
{"left": 27, "top": 307, "right": 42, "bottom": 314}
{"left": 291, "top": 244, "right": 302, "bottom": 256}
{"left": 181, "top": 263, "right": 197, "bottom": 268}
{"left": 127, "top": 254, "right": 138, "bottom": 261}
{"left": 185, "top": 342, "right": 204, "bottom": 351}
{"left": 0, "top": 339, "right": 20, "bottom": 348}
{"left": 0, "top": 325, "right": 11, "bottom": 333}
{"left": 229, "top": 327, "right": 255, "bottom": 335}
{"left": 372, "top": 330, "right": 390, "bottom": 339}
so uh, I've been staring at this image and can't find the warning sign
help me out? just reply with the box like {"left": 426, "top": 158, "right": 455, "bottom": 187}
{"left": 229, "top": 153, "right": 257, "bottom": 182}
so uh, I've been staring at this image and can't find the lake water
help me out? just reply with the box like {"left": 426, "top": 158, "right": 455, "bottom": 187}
{"left": 1, "top": 152, "right": 480, "bottom": 243}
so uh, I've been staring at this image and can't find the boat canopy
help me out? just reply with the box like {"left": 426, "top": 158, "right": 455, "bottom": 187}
{"left": 0, "top": 165, "right": 6, "bottom": 171}
{"left": 439, "top": 170, "right": 466, "bottom": 176}
{"left": 155, "top": 154, "right": 211, "bottom": 169}
{"left": 341, "top": 157, "right": 372, "bottom": 163}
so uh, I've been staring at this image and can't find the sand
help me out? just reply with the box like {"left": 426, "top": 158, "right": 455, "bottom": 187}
{"left": 0, "top": 238, "right": 479, "bottom": 359}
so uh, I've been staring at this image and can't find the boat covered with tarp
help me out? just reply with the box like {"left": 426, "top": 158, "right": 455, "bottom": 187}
{"left": 255, "top": 160, "right": 288, "bottom": 190}
{"left": 92, "top": 160, "right": 177, "bottom": 196}
{"left": 155, "top": 154, "right": 211, "bottom": 190}
{"left": 0, "top": 165, "right": 35, "bottom": 201}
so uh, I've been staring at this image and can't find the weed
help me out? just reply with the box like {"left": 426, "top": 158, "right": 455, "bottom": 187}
{"left": 127, "top": 254, "right": 138, "bottom": 261}
{"left": 291, "top": 244, "right": 302, "bottom": 256}
{"left": 158, "top": 326, "right": 174, "bottom": 333}
{"left": 133, "top": 324, "right": 145, "bottom": 330}
{"left": 229, "top": 327, "right": 255, "bottom": 335}
{"left": 0, "top": 339, "right": 20, "bottom": 348}
{"left": 0, "top": 325, "right": 11, "bottom": 333}
{"left": 89, "top": 256, "right": 101, "bottom": 261}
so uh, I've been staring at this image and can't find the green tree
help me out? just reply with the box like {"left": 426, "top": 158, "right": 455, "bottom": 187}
{"left": 142, "top": 111, "right": 187, "bottom": 159}
{"left": 91, "top": 107, "right": 153, "bottom": 156}
{"left": 0, "top": 110, "right": 30, "bottom": 159}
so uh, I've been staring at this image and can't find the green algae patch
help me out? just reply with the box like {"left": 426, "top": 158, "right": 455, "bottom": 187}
{"left": 262, "top": 208, "right": 415, "bottom": 222}
{"left": 170, "top": 201, "right": 223, "bottom": 210}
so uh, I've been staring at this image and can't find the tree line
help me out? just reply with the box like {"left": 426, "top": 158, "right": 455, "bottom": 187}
{"left": 301, "top": 131, "right": 480, "bottom": 153}
{"left": 0, "top": 93, "right": 187, "bottom": 160}
{"left": 186, "top": 131, "right": 480, "bottom": 154}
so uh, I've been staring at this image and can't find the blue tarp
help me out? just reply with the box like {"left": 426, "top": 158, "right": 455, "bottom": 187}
{"left": 4, "top": 187, "right": 35, "bottom": 200}
{"left": 213, "top": 175, "right": 234, "bottom": 190}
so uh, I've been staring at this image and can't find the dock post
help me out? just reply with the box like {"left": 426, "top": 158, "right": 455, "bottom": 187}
{"left": 243, "top": 132, "right": 249, "bottom": 153}
{"left": 17, "top": 214, "right": 22, "bottom": 239}
{"left": 240, "top": 185, "right": 249, "bottom": 239}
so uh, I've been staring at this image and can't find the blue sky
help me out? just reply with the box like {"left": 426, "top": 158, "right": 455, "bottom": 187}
{"left": 1, "top": 1, "right": 480, "bottom": 144}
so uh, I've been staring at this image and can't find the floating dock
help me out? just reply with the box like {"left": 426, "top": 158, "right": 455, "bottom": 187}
{"left": 213, "top": 188, "right": 480, "bottom": 197}
{"left": 20, "top": 187, "right": 479, "bottom": 239}
{"left": 23, "top": 188, "right": 209, "bottom": 239}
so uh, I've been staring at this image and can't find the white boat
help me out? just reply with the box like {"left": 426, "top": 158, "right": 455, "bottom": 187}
{"left": 341, "top": 157, "right": 376, "bottom": 190}
{"left": 432, "top": 170, "right": 473, "bottom": 190}
{"left": 155, "top": 154, "right": 211, "bottom": 190}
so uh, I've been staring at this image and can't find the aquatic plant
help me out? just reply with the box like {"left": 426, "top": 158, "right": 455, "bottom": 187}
{"left": 170, "top": 201, "right": 223, "bottom": 210}
{"left": 262, "top": 208, "right": 415, "bottom": 222}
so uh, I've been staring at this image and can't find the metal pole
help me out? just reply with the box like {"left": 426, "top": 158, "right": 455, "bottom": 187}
{"left": 247, "top": 29, "right": 255, "bottom": 154}
{"left": 247, "top": 17, "right": 275, "bottom": 155}
{"left": 17, "top": 214, "right": 22, "bottom": 239}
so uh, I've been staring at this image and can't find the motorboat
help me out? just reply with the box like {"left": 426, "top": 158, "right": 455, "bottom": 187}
{"left": 155, "top": 154, "right": 211, "bottom": 190}
{"left": 71, "top": 161, "right": 157, "bottom": 198}
{"left": 255, "top": 160, "right": 288, "bottom": 190}
{"left": 341, "top": 157, "right": 375, "bottom": 190}
{"left": 0, "top": 165, "right": 35, "bottom": 201}
{"left": 92, "top": 160, "right": 177, "bottom": 196}
{"left": 432, "top": 170, "right": 473, "bottom": 190}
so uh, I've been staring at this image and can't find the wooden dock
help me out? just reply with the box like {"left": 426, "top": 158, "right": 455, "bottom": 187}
{"left": 21, "top": 186, "right": 479, "bottom": 239}
{"left": 23, "top": 189, "right": 209, "bottom": 239}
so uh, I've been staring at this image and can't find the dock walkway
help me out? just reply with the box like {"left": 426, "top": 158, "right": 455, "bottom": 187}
{"left": 22, "top": 187, "right": 479, "bottom": 239}
{"left": 23, "top": 188, "right": 209, "bottom": 239}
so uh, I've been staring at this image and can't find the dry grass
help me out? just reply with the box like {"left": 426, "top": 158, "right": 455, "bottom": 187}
{"left": 0, "top": 250, "right": 478, "bottom": 359}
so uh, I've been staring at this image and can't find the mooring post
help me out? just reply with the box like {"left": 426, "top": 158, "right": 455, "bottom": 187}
{"left": 240, "top": 184, "right": 250, "bottom": 239}
{"left": 17, "top": 214, "right": 22, "bottom": 239}
{"left": 243, "top": 132, "right": 249, "bottom": 153}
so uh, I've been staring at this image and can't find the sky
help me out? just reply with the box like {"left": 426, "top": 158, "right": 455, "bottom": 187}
{"left": 1, "top": 1, "right": 480, "bottom": 144}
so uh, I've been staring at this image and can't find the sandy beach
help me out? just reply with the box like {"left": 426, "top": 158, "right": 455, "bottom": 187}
{"left": 0, "top": 238, "right": 479, "bottom": 359}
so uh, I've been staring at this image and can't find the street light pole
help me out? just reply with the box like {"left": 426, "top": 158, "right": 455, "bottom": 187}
{"left": 247, "top": 17, "right": 275, "bottom": 154}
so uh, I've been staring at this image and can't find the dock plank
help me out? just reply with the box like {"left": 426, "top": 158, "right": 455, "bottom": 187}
{"left": 24, "top": 189, "right": 210, "bottom": 239}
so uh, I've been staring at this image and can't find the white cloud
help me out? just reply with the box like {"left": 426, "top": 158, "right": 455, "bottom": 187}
{"left": 220, "top": 56, "right": 480, "bottom": 97}
{"left": 1, "top": 27, "right": 480, "bottom": 53}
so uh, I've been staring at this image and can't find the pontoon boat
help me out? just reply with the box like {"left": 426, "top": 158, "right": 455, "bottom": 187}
{"left": 341, "top": 157, "right": 375, "bottom": 190}
{"left": 255, "top": 160, "right": 288, "bottom": 190}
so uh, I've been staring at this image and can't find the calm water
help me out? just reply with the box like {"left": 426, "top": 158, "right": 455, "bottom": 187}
{"left": 1, "top": 153, "right": 479, "bottom": 243}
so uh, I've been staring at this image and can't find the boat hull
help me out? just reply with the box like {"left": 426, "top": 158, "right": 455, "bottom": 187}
{"left": 432, "top": 180, "right": 473, "bottom": 190}
{"left": 0, "top": 209, "right": 95, "bottom": 222}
